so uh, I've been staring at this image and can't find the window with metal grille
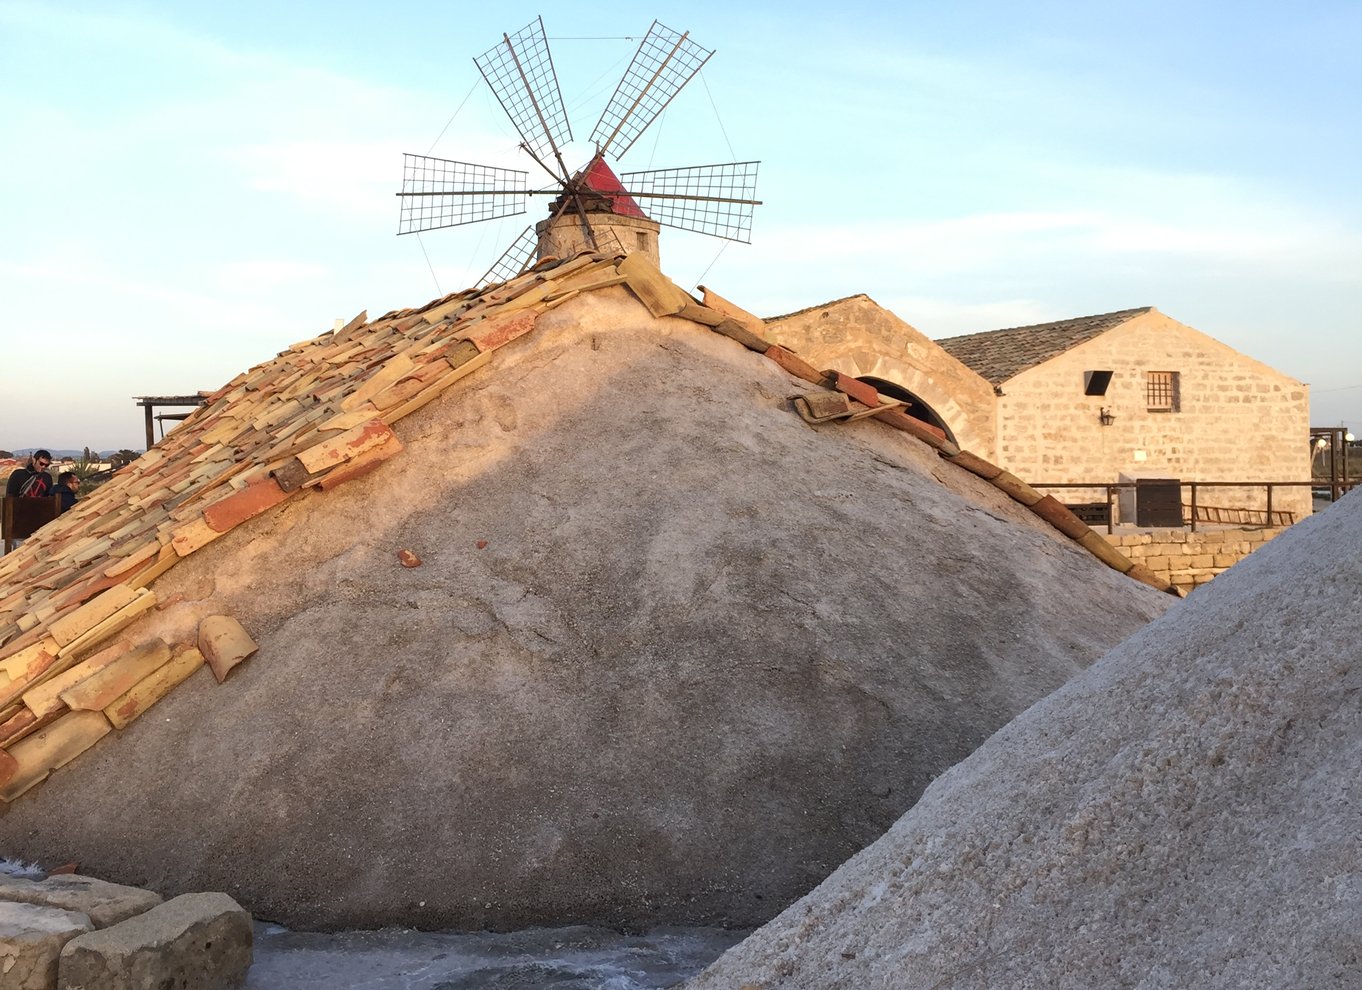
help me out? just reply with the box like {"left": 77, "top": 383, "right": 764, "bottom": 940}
{"left": 1146, "top": 371, "right": 1179, "bottom": 411}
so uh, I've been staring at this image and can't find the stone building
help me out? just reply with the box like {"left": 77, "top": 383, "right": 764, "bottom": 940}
{"left": 765, "top": 302, "right": 1311, "bottom": 524}
{"left": 762, "top": 295, "right": 997, "bottom": 459}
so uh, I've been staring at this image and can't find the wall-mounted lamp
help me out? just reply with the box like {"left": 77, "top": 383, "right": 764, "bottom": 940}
{"left": 1099, "top": 407, "right": 1116, "bottom": 427}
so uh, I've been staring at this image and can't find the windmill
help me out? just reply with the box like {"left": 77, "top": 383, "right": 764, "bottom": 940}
{"left": 395, "top": 17, "right": 760, "bottom": 288}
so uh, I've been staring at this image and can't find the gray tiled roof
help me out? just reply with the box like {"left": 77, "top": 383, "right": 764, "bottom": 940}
{"left": 935, "top": 308, "right": 1152, "bottom": 386}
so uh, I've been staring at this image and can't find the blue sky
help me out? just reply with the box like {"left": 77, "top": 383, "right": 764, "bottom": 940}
{"left": 2, "top": 0, "right": 1359, "bottom": 452}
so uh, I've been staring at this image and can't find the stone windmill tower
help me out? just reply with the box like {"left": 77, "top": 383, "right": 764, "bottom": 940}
{"left": 396, "top": 17, "right": 761, "bottom": 286}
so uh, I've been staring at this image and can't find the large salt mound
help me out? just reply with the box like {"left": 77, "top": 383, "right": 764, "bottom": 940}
{"left": 0, "top": 290, "right": 1168, "bottom": 931}
{"left": 687, "top": 489, "right": 1362, "bottom": 989}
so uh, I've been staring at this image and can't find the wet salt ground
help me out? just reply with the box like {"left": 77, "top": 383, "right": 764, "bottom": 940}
{"left": 243, "top": 922, "right": 748, "bottom": 989}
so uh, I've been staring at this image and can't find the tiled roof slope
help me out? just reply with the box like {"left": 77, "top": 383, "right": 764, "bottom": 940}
{"left": 935, "top": 307, "right": 1152, "bottom": 386}
{"left": 763, "top": 293, "right": 872, "bottom": 322}
{"left": 0, "top": 255, "right": 1172, "bottom": 802}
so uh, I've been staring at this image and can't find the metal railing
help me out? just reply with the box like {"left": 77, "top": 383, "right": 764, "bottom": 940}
{"left": 1031, "top": 480, "right": 1352, "bottom": 535}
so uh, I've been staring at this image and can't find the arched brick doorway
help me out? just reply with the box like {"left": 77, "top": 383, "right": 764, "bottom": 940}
{"left": 858, "top": 376, "right": 958, "bottom": 447}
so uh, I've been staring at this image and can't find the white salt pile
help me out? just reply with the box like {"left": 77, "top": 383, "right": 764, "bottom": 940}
{"left": 687, "top": 491, "right": 1362, "bottom": 989}
{"left": 1, "top": 291, "right": 1168, "bottom": 933}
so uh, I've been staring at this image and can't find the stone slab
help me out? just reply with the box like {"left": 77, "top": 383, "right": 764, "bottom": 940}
{"left": 0, "top": 874, "right": 162, "bottom": 928}
{"left": 58, "top": 892, "right": 251, "bottom": 990}
{"left": 0, "top": 900, "right": 93, "bottom": 990}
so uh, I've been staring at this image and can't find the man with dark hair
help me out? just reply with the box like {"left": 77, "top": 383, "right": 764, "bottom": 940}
{"left": 54, "top": 471, "right": 81, "bottom": 513}
{"left": 6, "top": 450, "right": 54, "bottom": 497}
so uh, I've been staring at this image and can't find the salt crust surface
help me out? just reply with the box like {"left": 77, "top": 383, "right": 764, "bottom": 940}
{"left": 1, "top": 291, "right": 1168, "bottom": 932}
{"left": 687, "top": 490, "right": 1362, "bottom": 989}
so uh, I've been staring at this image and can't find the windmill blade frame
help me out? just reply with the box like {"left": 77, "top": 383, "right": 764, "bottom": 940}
{"left": 474, "top": 16, "right": 574, "bottom": 178}
{"left": 397, "top": 154, "right": 529, "bottom": 235}
{"left": 589, "top": 21, "right": 714, "bottom": 162}
{"left": 476, "top": 225, "right": 541, "bottom": 289}
{"left": 620, "top": 161, "right": 761, "bottom": 242}
{"left": 400, "top": 18, "right": 761, "bottom": 284}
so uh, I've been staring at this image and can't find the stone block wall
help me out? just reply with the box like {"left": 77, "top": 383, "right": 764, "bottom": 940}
{"left": 1103, "top": 527, "right": 1284, "bottom": 594}
{"left": 997, "top": 310, "right": 1311, "bottom": 521}
{"left": 763, "top": 296, "right": 998, "bottom": 459}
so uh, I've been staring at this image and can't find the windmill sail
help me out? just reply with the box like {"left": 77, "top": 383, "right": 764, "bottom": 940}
{"left": 620, "top": 161, "right": 760, "bottom": 242}
{"left": 474, "top": 16, "right": 573, "bottom": 177}
{"left": 590, "top": 21, "right": 713, "bottom": 161}
{"left": 478, "top": 225, "right": 540, "bottom": 288}
{"left": 398, "top": 18, "right": 760, "bottom": 288}
{"left": 397, "top": 155, "right": 528, "bottom": 235}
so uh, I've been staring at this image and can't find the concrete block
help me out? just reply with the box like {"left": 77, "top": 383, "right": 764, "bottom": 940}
{"left": 0, "top": 900, "right": 93, "bottom": 990}
{"left": 0, "top": 874, "right": 162, "bottom": 929}
{"left": 57, "top": 892, "right": 251, "bottom": 990}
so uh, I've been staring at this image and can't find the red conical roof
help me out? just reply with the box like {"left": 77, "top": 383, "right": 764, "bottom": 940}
{"left": 580, "top": 157, "right": 647, "bottom": 219}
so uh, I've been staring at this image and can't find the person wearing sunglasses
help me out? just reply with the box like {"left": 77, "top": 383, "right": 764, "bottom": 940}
{"left": 54, "top": 470, "right": 82, "bottom": 513}
{"left": 6, "top": 450, "right": 55, "bottom": 497}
